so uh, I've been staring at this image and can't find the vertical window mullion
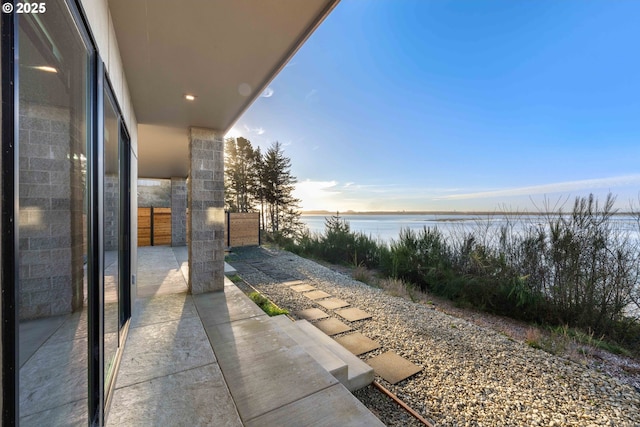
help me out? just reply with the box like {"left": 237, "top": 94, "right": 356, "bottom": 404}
{"left": 1, "top": 7, "right": 19, "bottom": 425}
{"left": 89, "top": 58, "right": 105, "bottom": 427}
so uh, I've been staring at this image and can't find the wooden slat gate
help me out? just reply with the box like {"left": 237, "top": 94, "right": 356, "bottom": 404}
{"left": 138, "top": 207, "right": 151, "bottom": 246}
{"left": 226, "top": 212, "right": 260, "bottom": 247}
{"left": 138, "top": 208, "right": 260, "bottom": 247}
{"left": 138, "top": 207, "right": 172, "bottom": 246}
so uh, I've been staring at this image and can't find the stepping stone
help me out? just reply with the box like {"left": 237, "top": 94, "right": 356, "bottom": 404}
{"left": 290, "top": 284, "right": 316, "bottom": 293}
{"left": 316, "top": 298, "right": 350, "bottom": 310}
{"left": 295, "top": 308, "right": 329, "bottom": 321}
{"left": 303, "top": 290, "right": 332, "bottom": 300}
{"left": 281, "top": 280, "right": 304, "bottom": 287}
{"left": 367, "top": 351, "right": 422, "bottom": 385}
{"left": 270, "top": 273, "right": 295, "bottom": 281}
{"left": 335, "top": 308, "right": 372, "bottom": 322}
{"left": 334, "top": 333, "right": 380, "bottom": 356}
{"left": 314, "top": 318, "right": 352, "bottom": 336}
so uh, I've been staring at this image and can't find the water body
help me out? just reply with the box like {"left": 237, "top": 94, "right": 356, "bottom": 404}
{"left": 301, "top": 213, "right": 639, "bottom": 244}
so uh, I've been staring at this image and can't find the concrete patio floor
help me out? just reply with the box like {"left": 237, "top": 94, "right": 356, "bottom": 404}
{"left": 107, "top": 246, "right": 384, "bottom": 426}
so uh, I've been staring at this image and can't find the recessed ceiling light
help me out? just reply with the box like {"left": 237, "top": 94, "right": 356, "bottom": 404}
{"left": 185, "top": 94, "right": 196, "bottom": 101}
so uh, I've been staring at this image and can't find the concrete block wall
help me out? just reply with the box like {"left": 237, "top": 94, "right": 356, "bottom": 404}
{"left": 171, "top": 177, "right": 187, "bottom": 246}
{"left": 18, "top": 103, "right": 84, "bottom": 319}
{"left": 188, "top": 128, "right": 225, "bottom": 294}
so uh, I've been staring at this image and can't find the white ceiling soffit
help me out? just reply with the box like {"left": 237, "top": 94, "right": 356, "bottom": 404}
{"left": 109, "top": 0, "right": 339, "bottom": 133}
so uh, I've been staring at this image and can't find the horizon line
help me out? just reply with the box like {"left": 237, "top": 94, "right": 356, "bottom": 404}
{"left": 299, "top": 209, "right": 637, "bottom": 216}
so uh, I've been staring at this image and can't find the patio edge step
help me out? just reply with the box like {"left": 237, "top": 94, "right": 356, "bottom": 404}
{"left": 295, "top": 319, "right": 374, "bottom": 392}
{"left": 271, "top": 315, "right": 349, "bottom": 386}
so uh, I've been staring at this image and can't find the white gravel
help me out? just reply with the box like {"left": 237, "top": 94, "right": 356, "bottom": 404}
{"left": 229, "top": 247, "right": 640, "bottom": 427}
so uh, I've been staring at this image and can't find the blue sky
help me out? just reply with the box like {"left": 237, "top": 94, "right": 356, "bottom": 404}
{"left": 226, "top": 0, "right": 640, "bottom": 212}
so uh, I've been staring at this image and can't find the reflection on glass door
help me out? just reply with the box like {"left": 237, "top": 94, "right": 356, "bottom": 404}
{"left": 17, "top": 3, "right": 91, "bottom": 425}
{"left": 119, "top": 126, "right": 132, "bottom": 329}
{"left": 103, "top": 86, "right": 120, "bottom": 393}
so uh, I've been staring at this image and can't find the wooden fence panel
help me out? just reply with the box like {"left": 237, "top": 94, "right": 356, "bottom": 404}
{"left": 138, "top": 208, "right": 260, "bottom": 248}
{"left": 138, "top": 207, "right": 151, "bottom": 246}
{"left": 227, "top": 212, "right": 260, "bottom": 247}
{"left": 153, "top": 207, "right": 172, "bottom": 246}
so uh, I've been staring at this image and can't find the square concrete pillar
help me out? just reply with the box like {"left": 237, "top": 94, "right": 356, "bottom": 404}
{"left": 171, "top": 177, "right": 187, "bottom": 246}
{"left": 18, "top": 103, "right": 84, "bottom": 318}
{"left": 188, "top": 128, "right": 225, "bottom": 294}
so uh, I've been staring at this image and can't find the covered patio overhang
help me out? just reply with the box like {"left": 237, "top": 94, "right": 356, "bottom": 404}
{"left": 109, "top": 0, "right": 339, "bottom": 178}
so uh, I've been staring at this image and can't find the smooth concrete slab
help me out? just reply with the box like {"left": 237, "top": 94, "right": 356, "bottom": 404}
{"left": 295, "top": 308, "right": 330, "bottom": 321}
{"left": 115, "top": 316, "right": 216, "bottom": 388}
{"left": 193, "top": 285, "right": 265, "bottom": 326}
{"left": 334, "top": 333, "right": 381, "bottom": 356}
{"left": 202, "top": 315, "right": 273, "bottom": 347}
{"left": 314, "top": 318, "right": 353, "bottom": 336}
{"left": 296, "top": 321, "right": 375, "bottom": 392}
{"left": 204, "top": 320, "right": 297, "bottom": 362}
{"left": 271, "top": 315, "right": 348, "bottom": 385}
{"left": 197, "top": 285, "right": 341, "bottom": 421}
{"left": 316, "top": 297, "right": 350, "bottom": 310}
{"left": 367, "top": 351, "right": 422, "bottom": 385}
{"left": 245, "top": 383, "right": 385, "bottom": 427}
{"left": 108, "top": 363, "right": 242, "bottom": 427}
{"left": 335, "top": 307, "right": 373, "bottom": 322}
{"left": 303, "top": 290, "right": 332, "bottom": 300}
{"left": 290, "top": 284, "right": 317, "bottom": 292}
{"left": 216, "top": 344, "right": 338, "bottom": 422}
{"left": 281, "top": 280, "right": 304, "bottom": 286}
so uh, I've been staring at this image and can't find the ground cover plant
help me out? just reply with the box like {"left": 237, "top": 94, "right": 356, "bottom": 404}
{"left": 248, "top": 291, "right": 289, "bottom": 316}
{"left": 285, "top": 195, "right": 640, "bottom": 355}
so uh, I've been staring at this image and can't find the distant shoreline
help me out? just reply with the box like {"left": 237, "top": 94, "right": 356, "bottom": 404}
{"left": 300, "top": 210, "right": 636, "bottom": 216}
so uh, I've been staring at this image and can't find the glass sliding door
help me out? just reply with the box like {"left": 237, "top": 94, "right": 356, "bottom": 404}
{"left": 16, "top": 1, "right": 91, "bottom": 424}
{"left": 103, "top": 85, "right": 120, "bottom": 395}
{"left": 7, "top": 0, "right": 132, "bottom": 424}
{"left": 103, "top": 81, "right": 131, "bottom": 407}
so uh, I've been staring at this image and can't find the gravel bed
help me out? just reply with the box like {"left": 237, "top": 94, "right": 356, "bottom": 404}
{"left": 228, "top": 247, "right": 640, "bottom": 427}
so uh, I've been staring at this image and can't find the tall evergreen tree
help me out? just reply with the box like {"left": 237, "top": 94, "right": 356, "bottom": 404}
{"left": 254, "top": 146, "right": 266, "bottom": 228}
{"left": 224, "top": 137, "right": 259, "bottom": 212}
{"left": 260, "top": 141, "right": 302, "bottom": 238}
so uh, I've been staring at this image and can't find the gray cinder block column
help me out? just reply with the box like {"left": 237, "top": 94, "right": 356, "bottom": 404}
{"left": 18, "top": 103, "right": 83, "bottom": 318}
{"left": 188, "top": 127, "right": 225, "bottom": 294}
{"left": 171, "top": 177, "right": 187, "bottom": 246}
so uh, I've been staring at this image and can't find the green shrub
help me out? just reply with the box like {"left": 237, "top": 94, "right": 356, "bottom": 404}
{"left": 227, "top": 274, "right": 243, "bottom": 283}
{"left": 248, "top": 292, "right": 289, "bottom": 316}
{"left": 287, "top": 197, "right": 640, "bottom": 355}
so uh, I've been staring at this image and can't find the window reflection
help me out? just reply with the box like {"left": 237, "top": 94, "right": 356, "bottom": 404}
{"left": 103, "top": 88, "right": 120, "bottom": 394}
{"left": 17, "top": 3, "right": 90, "bottom": 424}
